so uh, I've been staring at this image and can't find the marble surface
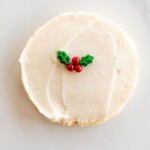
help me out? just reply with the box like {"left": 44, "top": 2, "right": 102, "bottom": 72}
{"left": 0, "top": 0, "right": 150, "bottom": 150}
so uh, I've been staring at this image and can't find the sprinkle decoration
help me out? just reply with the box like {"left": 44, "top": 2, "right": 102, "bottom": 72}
{"left": 57, "top": 50, "right": 94, "bottom": 73}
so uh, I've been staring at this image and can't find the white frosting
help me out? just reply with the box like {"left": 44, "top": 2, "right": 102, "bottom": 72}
{"left": 20, "top": 13, "right": 139, "bottom": 125}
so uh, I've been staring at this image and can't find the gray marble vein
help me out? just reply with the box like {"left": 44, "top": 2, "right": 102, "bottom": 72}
{"left": 130, "top": 0, "right": 150, "bottom": 25}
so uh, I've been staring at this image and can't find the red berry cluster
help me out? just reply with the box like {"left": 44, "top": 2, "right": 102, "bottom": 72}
{"left": 67, "top": 57, "right": 82, "bottom": 72}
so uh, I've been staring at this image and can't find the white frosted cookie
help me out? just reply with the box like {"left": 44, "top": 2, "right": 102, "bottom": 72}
{"left": 20, "top": 12, "right": 139, "bottom": 126}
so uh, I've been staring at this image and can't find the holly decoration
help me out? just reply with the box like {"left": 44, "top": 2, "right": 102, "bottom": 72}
{"left": 72, "top": 57, "right": 80, "bottom": 66}
{"left": 75, "top": 65, "right": 82, "bottom": 72}
{"left": 58, "top": 51, "right": 70, "bottom": 64}
{"left": 67, "top": 63, "right": 74, "bottom": 71}
{"left": 57, "top": 50, "right": 94, "bottom": 73}
{"left": 80, "top": 55, "right": 94, "bottom": 66}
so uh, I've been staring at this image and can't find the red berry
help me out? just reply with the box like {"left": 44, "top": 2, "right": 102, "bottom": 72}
{"left": 67, "top": 64, "right": 74, "bottom": 71}
{"left": 75, "top": 65, "right": 82, "bottom": 72}
{"left": 72, "top": 57, "right": 80, "bottom": 66}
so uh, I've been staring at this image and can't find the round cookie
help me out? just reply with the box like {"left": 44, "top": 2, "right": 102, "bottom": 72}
{"left": 20, "top": 12, "right": 139, "bottom": 126}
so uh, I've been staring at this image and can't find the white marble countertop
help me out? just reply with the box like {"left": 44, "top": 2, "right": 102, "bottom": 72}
{"left": 0, "top": 0, "right": 150, "bottom": 150}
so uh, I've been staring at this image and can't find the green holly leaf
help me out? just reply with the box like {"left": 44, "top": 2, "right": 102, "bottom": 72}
{"left": 57, "top": 50, "right": 70, "bottom": 64}
{"left": 80, "top": 55, "right": 94, "bottom": 66}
